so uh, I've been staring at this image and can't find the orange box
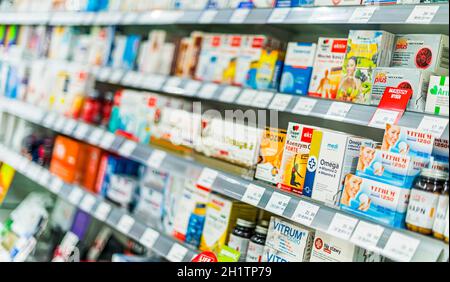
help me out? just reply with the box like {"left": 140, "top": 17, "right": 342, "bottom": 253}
{"left": 81, "top": 145, "right": 103, "bottom": 193}
{"left": 50, "top": 136, "right": 83, "bottom": 183}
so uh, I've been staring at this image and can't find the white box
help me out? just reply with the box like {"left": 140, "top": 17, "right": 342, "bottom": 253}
{"left": 425, "top": 75, "right": 449, "bottom": 116}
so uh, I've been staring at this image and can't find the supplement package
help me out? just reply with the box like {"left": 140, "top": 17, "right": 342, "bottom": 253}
{"left": 425, "top": 75, "right": 449, "bottom": 116}
{"left": 255, "top": 127, "right": 287, "bottom": 185}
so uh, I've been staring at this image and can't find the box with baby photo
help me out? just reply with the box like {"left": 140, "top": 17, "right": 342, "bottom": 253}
{"left": 340, "top": 174, "right": 411, "bottom": 228}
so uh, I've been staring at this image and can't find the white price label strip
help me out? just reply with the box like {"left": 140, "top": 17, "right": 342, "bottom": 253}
{"left": 242, "top": 184, "right": 266, "bottom": 207}
{"left": 100, "top": 132, "right": 116, "bottom": 149}
{"left": 198, "top": 83, "right": 218, "bottom": 99}
{"left": 68, "top": 188, "right": 84, "bottom": 205}
{"left": 110, "top": 70, "right": 124, "bottom": 83}
{"left": 98, "top": 68, "right": 111, "bottom": 81}
{"left": 63, "top": 119, "right": 77, "bottom": 134}
{"left": 49, "top": 178, "right": 63, "bottom": 194}
{"left": 184, "top": 81, "right": 202, "bottom": 96}
{"left": 196, "top": 168, "right": 218, "bottom": 191}
{"left": 327, "top": 213, "right": 358, "bottom": 240}
{"left": 122, "top": 72, "right": 135, "bottom": 86}
{"left": 146, "top": 150, "right": 167, "bottom": 169}
{"left": 80, "top": 194, "right": 96, "bottom": 213}
{"left": 38, "top": 170, "right": 51, "bottom": 186}
{"left": 17, "top": 158, "right": 29, "bottom": 172}
{"left": 43, "top": 113, "right": 57, "bottom": 127}
{"left": 88, "top": 128, "right": 104, "bottom": 145}
{"left": 117, "top": 215, "right": 135, "bottom": 235}
{"left": 269, "top": 94, "right": 292, "bottom": 111}
{"left": 406, "top": 5, "right": 439, "bottom": 24}
{"left": 292, "top": 98, "right": 317, "bottom": 115}
{"left": 94, "top": 202, "right": 111, "bottom": 221}
{"left": 164, "top": 77, "right": 182, "bottom": 89}
{"left": 237, "top": 89, "right": 258, "bottom": 106}
{"left": 291, "top": 201, "right": 319, "bottom": 227}
{"left": 265, "top": 192, "right": 290, "bottom": 216}
{"left": 219, "top": 86, "right": 241, "bottom": 103}
{"left": 350, "top": 221, "right": 384, "bottom": 250}
{"left": 369, "top": 109, "right": 401, "bottom": 129}
{"left": 140, "top": 228, "right": 160, "bottom": 249}
{"left": 118, "top": 140, "right": 137, "bottom": 157}
{"left": 326, "top": 102, "right": 352, "bottom": 121}
{"left": 252, "top": 91, "right": 274, "bottom": 108}
{"left": 74, "top": 124, "right": 90, "bottom": 140}
{"left": 348, "top": 6, "right": 377, "bottom": 23}
{"left": 382, "top": 232, "right": 420, "bottom": 262}
{"left": 268, "top": 8, "right": 291, "bottom": 23}
{"left": 27, "top": 164, "right": 41, "bottom": 180}
{"left": 229, "top": 8, "right": 250, "bottom": 24}
{"left": 167, "top": 243, "right": 188, "bottom": 262}
{"left": 417, "top": 116, "right": 448, "bottom": 138}
{"left": 199, "top": 10, "right": 218, "bottom": 23}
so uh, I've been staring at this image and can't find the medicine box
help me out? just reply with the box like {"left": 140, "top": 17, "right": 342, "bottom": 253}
{"left": 425, "top": 75, "right": 449, "bottom": 116}
{"left": 255, "top": 127, "right": 287, "bottom": 185}
{"left": 274, "top": 0, "right": 314, "bottom": 7}
{"left": 278, "top": 123, "right": 316, "bottom": 195}
{"left": 310, "top": 231, "right": 384, "bottom": 262}
{"left": 195, "top": 34, "right": 223, "bottom": 82}
{"left": 262, "top": 216, "right": 314, "bottom": 262}
{"left": 381, "top": 124, "right": 435, "bottom": 174}
{"left": 337, "top": 30, "right": 395, "bottom": 104}
{"left": 309, "top": 37, "right": 348, "bottom": 100}
{"left": 200, "top": 194, "right": 258, "bottom": 253}
{"left": 371, "top": 67, "right": 431, "bottom": 112}
{"left": 50, "top": 136, "right": 83, "bottom": 184}
{"left": 304, "top": 129, "right": 374, "bottom": 206}
{"left": 234, "top": 35, "right": 268, "bottom": 87}
{"left": 391, "top": 34, "right": 449, "bottom": 76}
{"left": 340, "top": 174, "right": 411, "bottom": 228}
{"left": 314, "top": 0, "right": 362, "bottom": 5}
{"left": 356, "top": 146, "right": 416, "bottom": 188}
{"left": 280, "top": 42, "right": 317, "bottom": 95}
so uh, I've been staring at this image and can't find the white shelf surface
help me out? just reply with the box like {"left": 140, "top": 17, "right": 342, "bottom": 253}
{"left": 1, "top": 97, "right": 448, "bottom": 262}
{"left": 0, "top": 4, "right": 448, "bottom": 25}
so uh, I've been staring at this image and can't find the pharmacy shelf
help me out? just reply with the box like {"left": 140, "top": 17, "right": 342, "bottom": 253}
{"left": 1, "top": 97, "right": 448, "bottom": 262}
{"left": 1, "top": 57, "right": 448, "bottom": 141}
{"left": 0, "top": 4, "right": 448, "bottom": 25}
{"left": 0, "top": 143, "right": 199, "bottom": 263}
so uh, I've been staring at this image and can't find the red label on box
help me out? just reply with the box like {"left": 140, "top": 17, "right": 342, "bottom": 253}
{"left": 192, "top": 252, "right": 218, "bottom": 262}
{"left": 378, "top": 87, "right": 412, "bottom": 112}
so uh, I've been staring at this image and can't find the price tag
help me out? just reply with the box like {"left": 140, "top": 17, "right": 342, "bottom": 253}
{"left": 236, "top": 89, "right": 258, "bottom": 106}
{"left": 369, "top": 109, "right": 402, "bottom": 129}
{"left": 252, "top": 91, "right": 274, "bottom": 108}
{"left": 27, "top": 164, "right": 41, "bottom": 180}
{"left": 122, "top": 72, "right": 135, "bottom": 86}
{"left": 74, "top": 123, "right": 90, "bottom": 140}
{"left": 269, "top": 94, "right": 292, "bottom": 111}
{"left": 292, "top": 98, "right": 317, "bottom": 115}
{"left": 53, "top": 117, "right": 66, "bottom": 131}
{"left": 131, "top": 73, "right": 145, "bottom": 88}
{"left": 142, "top": 75, "right": 166, "bottom": 90}
{"left": 167, "top": 243, "right": 188, "bottom": 262}
{"left": 417, "top": 116, "right": 449, "bottom": 138}
{"left": 140, "top": 228, "right": 160, "bottom": 249}
{"left": 348, "top": 6, "right": 377, "bottom": 23}
{"left": 109, "top": 69, "right": 124, "bottom": 84}
{"left": 43, "top": 113, "right": 57, "bottom": 127}
{"left": 219, "top": 86, "right": 241, "bottom": 103}
{"left": 265, "top": 192, "right": 290, "bottom": 216}
{"left": 118, "top": 140, "right": 137, "bottom": 157}
{"left": 122, "top": 12, "right": 138, "bottom": 24}
{"left": 327, "top": 213, "right": 358, "bottom": 240}
{"left": 199, "top": 10, "right": 218, "bottom": 23}
{"left": 17, "top": 158, "right": 30, "bottom": 172}
{"left": 100, "top": 132, "right": 116, "bottom": 149}
{"left": 382, "top": 232, "right": 420, "bottom": 262}
{"left": 80, "top": 194, "right": 96, "bottom": 213}
{"left": 63, "top": 119, "right": 77, "bottom": 134}
{"left": 38, "top": 170, "right": 51, "bottom": 186}
{"left": 198, "top": 83, "right": 218, "bottom": 99}
{"left": 87, "top": 128, "right": 104, "bottom": 145}
{"left": 291, "top": 201, "right": 319, "bottom": 227}
{"left": 196, "top": 168, "right": 218, "bottom": 191}
{"left": 28, "top": 108, "right": 45, "bottom": 123}
{"left": 350, "top": 221, "right": 384, "bottom": 250}
{"left": 163, "top": 77, "right": 183, "bottom": 93}
{"left": 326, "top": 102, "right": 352, "bottom": 121}
{"left": 146, "top": 150, "right": 167, "bottom": 169}
{"left": 49, "top": 178, "right": 63, "bottom": 194}
{"left": 242, "top": 184, "right": 265, "bottom": 207}
{"left": 94, "top": 202, "right": 111, "bottom": 222}
{"left": 230, "top": 8, "right": 250, "bottom": 24}
{"left": 117, "top": 215, "right": 135, "bottom": 234}
{"left": 68, "top": 187, "right": 84, "bottom": 205}
{"left": 184, "top": 80, "right": 202, "bottom": 96}
{"left": 406, "top": 5, "right": 439, "bottom": 24}
{"left": 98, "top": 68, "right": 111, "bottom": 81}
{"left": 268, "top": 8, "right": 291, "bottom": 23}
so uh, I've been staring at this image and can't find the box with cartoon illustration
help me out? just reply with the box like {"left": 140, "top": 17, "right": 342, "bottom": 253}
{"left": 255, "top": 127, "right": 287, "bottom": 185}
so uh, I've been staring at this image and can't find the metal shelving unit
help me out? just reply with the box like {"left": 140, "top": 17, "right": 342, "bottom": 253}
{"left": 0, "top": 143, "right": 198, "bottom": 262}
{"left": 0, "top": 4, "right": 448, "bottom": 25}
{"left": 1, "top": 97, "right": 448, "bottom": 262}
